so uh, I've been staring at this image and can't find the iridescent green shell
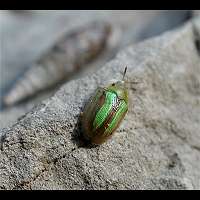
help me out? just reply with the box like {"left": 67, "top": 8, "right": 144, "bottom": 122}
{"left": 81, "top": 81, "right": 128, "bottom": 144}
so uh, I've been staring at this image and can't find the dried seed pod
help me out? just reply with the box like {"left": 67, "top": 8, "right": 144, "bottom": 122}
{"left": 3, "top": 21, "right": 112, "bottom": 106}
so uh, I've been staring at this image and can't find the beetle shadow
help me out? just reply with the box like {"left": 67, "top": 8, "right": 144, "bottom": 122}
{"left": 70, "top": 97, "right": 99, "bottom": 149}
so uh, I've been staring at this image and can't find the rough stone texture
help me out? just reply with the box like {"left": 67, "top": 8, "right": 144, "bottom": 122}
{"left": 0, "top": 18, "right": 200, "bottom": 190}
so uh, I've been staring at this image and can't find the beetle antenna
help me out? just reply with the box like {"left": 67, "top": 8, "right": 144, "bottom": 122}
{"left": 122, "top": 66, "right": 127, "bottom": 81}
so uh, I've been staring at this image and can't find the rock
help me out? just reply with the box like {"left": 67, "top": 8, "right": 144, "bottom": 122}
{"left": 0, "top": 11, "right": 192, "bottom": 129}
{"left": 0, "top": 17, "right": 200, "bottom": 190}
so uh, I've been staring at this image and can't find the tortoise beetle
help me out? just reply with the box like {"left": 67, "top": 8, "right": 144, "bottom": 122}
{"left": 81, "top": 67, "right": 128, "bottom": 145}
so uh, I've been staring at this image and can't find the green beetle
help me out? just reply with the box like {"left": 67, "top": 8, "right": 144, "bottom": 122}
{"left": 81, "top": 67, "right": 128, "bottom": 145}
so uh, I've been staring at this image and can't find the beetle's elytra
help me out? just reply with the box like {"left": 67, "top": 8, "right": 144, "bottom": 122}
{"left": 81, "top": 67, "right": 128, "bottom": 145}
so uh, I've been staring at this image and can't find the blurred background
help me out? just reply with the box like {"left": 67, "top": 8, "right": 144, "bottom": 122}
{"left": 0, "top": 10, "right": 198, "bottom": 128}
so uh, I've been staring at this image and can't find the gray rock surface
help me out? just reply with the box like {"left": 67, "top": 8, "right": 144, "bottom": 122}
{"left": 0, "top": 18, "right": 200, "bottom": 190}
